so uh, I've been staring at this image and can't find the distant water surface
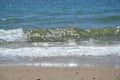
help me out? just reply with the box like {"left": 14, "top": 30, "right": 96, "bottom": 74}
{"left": 0, "top": 0, "right": 120, "bottom": 29}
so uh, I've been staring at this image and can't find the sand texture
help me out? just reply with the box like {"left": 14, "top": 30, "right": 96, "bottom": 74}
{"left": 0, "top": 66, "right": 120, "bottom": 80}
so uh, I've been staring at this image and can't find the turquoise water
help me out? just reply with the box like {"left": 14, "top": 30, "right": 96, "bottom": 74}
{"left": 0, "top": 0, "right": 120, "bottom": 29}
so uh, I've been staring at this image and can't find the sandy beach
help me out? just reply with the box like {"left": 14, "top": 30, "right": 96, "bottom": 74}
{"left": 0, "top": 0, "right": 120, "bottom": 80}
{"left": 0, "top": 66, "right": 120, "bottom": 80}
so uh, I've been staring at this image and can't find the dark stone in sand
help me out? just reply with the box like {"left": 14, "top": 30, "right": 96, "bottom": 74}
{"left": 93, "top": 77, "right": 95, "bottom": 79}
{"left": 76, "top": 72, "right": 79, "bottom": 74}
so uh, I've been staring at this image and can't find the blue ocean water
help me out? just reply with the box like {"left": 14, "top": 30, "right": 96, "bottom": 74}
{"left": 0, "top": 0, "right": 120, "bottom": 29}
{"left": 1, "top": 0, "right": 120, "bottom": 67}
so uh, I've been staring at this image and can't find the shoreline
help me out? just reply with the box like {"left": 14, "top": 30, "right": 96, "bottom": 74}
{"left": 0, "top": 56, "right": 120, "bottom": 67}
{"left": 0, "top": 66, "right": 120, "bottom": 80}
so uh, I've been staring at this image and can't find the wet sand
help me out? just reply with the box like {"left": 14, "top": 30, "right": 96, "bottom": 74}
{"left": 0, "top": 66, "right": 120, "bottom": 80}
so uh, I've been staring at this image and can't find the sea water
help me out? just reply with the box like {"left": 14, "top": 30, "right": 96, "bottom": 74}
{"left": 0, "top": 0, "right": 120, "bottom": 29}
{"left": 0, "top": 0, "right": 120, "bottom": 67}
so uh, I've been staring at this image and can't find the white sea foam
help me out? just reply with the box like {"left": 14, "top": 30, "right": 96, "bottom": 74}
{"left": 0, "top": 45, "right": 120, "bottom": 57}
{"left": 0, "top": 63, "right": 78, "bottom": 67}
{"left": 26, "top": 63, "right": 78, "bottom": 67}
{"left": 0, "top": 28, "right": 27, "bottom": 42}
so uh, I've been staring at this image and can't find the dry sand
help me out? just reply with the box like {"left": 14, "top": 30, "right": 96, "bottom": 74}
{"left": 0, "top": 66, "right": 120, "bottom": 80}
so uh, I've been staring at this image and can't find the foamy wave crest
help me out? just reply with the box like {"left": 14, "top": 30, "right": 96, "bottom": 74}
{"left": 24, "top": 26, "right": 120, "bottom": 43}
{"left": 1, "top": 26, "right": 120, "bottom": 45}
{"left": 0, "top": 45, "right": 120, "bottom": 57}
{"left": 1, "top": 26, "right": 120, "bottom": 44}
{"left": 0, "top": 28, "right": 27, "bottom": 43}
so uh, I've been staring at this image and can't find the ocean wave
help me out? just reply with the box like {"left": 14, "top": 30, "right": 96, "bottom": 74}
{"left": 96, "top": 16, "right": 120, "bottom": 21}
{"left": 0, "top": 26, "right": 120, "bottom": 44}
{"left": 25, "top": 26, "right": 120, "bottom": 43}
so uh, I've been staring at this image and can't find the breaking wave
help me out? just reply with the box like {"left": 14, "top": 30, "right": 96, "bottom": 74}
{"left": 0, "top": 28, "right": 27, "bottom": 43}
{"left": 0, "top": 26, "right": 120, "bottom": 45}
{"left": 0, "top": 26, "right": 120, "bottom": 57}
